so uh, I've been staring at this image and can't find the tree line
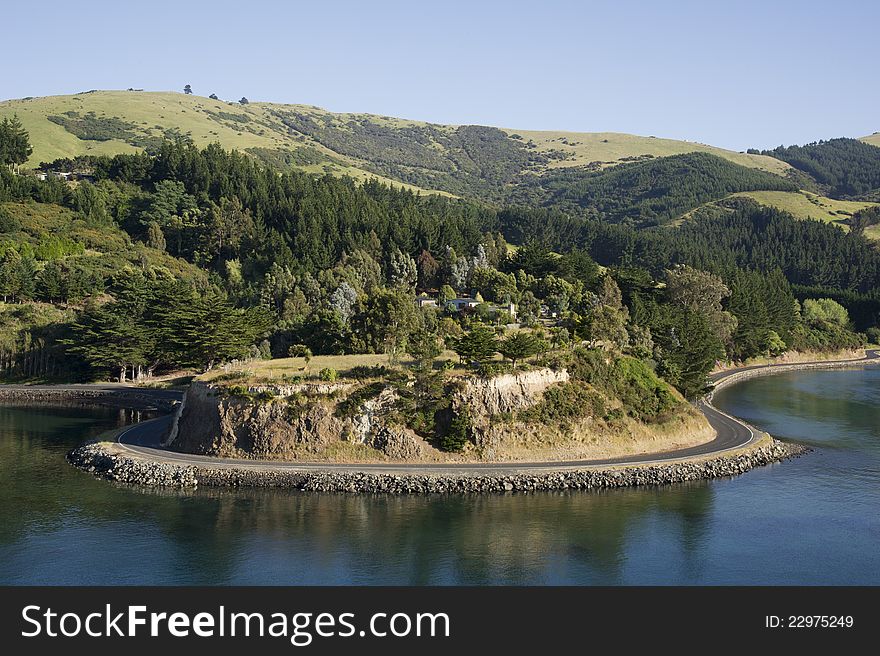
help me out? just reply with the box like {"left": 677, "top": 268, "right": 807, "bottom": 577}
{"left": 0, "top": 130, "right": 875, "bottom": 392}
{"left": 752, "top": 138, "right": 880, "bottom": 199}
{"left": 510, "top": 152, "right": 798, "bottom": 226}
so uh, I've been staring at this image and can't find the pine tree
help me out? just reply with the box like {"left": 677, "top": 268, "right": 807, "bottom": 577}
{"left": 452, "top": 323, "right": 498, "bottom": 366}
{"left": 498, "top": 331, "right": 545, "bottom": 366}
{"left": 0, "top": 115, "right": 32, "bottom": 172}
{"left": 64, "top": 304, "right": 149, "bottom": 382}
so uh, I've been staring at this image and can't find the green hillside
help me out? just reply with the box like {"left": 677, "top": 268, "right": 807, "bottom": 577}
{"left": 731, "top": 190, "right": 880, "bottom": 234}
{"left": 862, "top": 133, "right": 880, "bottom": 147}
{"left": 0, "top": 90, "right": 790, "bottom": 200}
{"left": 513, "top": 152, "right": 797, "bottom": 227}
{"left": 675, "top": 190, "right": 880, "bottom": 241}
{"left": 1, "top": 134, "right": 876, "bottom": 387}
{"left": 514, "top": 129, "right": 790, "bottom": 175}
{"left": 754, "top": 138, "right": 880, "bottom": 199}
{"left": 0, "top": 198, "right": 208, "bottom": 369}
{"left": 0, "top": 200, "right": 208, "bottom": 286}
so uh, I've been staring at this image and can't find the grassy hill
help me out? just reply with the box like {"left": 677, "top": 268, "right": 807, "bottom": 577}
{"left": 514, "top": 129, "right": 790, "bottom": 175}
{"left": 0, "top": 90, "right": 790, "bottom": 200}
{"left": 675, "top": 189, "right": 880, "bottom": 241}
{"left": 0, "top": 91, "right": 432, "bottom": 192}
{"left": 730, "top": 190, "right": 880, "bottom": 240}
{"left": 862, "top": 133, "right": 880, "bottom": 147}
{"left": 513, "top": 151, "right": 797, "bottom": 227}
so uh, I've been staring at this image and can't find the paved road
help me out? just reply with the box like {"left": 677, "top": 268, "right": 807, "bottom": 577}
{"left": 105, "top": 349, "right": 879, "bottom": 475}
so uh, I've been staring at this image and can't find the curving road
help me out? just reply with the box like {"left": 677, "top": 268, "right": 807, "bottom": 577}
{"left": 103, "top": 349, "right": 880, "bottom": 475}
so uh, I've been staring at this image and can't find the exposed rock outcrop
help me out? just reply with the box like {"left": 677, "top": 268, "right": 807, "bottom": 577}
{"left": 171, "top": 382, "right": 345, "bottom": 459}
{"left": 451, "top": 368, "right": 569, "bottom": 417}
{"left": 167, "top": 364, "right": 706, "bottom": 463}
{"left": 168, "top": 380, "right": 435, "bottom": 461}
{"left": 168, "top": 369, "right": 571, "bottom": 462}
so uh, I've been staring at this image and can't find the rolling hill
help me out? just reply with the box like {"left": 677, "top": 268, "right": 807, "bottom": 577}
{"left": 673, "top": 190, "right": 880, "bottom": 241}
{"left": 754, "top": 138, "right": 880, "bottom": 200}
{"left": 731, "top": 190, "right": 878, "bottom": 224}
{"left": 0, "top": 89, "right": 791, "bottom": 200}
{"left": 513, "top": 151, "right": 798, "bottom": 227}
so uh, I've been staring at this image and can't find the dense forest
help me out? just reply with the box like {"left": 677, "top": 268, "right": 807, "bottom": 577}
{"left": 0, "top": 122, "right": 877, "bottom": 397}
{"left": 501, "top": 199, "right": 880, "bottom": 295}
{"left": 753, "top": 138, "right": 880, "bottom": 199}
{"left": 511, "top": 152, "right": 798, "bottom": 226}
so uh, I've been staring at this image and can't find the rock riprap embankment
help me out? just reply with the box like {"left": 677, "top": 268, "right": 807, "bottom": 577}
{"left": 0, "top": 386, "right": 179, "bottom": 410}
{"left": 67, "top": 439, "right": 807, "bottom": 494}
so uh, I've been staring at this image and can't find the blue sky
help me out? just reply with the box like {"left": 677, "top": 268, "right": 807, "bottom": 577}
{"left": 3, "top": 0, "right": 877, "bottom": 150}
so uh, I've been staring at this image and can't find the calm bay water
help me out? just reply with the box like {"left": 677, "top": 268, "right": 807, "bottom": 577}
{"left": 1, "top": 367, "right": 878, "bottom": 585}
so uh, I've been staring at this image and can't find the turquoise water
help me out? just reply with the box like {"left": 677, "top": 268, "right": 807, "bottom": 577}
{"left": 0, "top": 367, "right": 878, "bottom": 585}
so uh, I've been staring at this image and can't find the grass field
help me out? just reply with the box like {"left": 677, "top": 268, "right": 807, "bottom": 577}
{"left": 510, "top": 129, "right": 791, "bottom": 175}
{"left": 673, "top": 189, "right": 880, "bottom": 240}
{"left": 731, "top": 190, "right": 879, "bottom": 223}
{"left": 199, "top": 350, "right": 467, "bottom": 383}
{"left": 861, "top": 133, "right": 880, "bottom": 148}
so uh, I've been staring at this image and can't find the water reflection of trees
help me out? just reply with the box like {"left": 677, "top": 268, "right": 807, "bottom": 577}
{"left": 0, "top": 405, "right": 151, "bottom": 543}
{"left": 715, "top": 370, "right": 880, "bottom": 448}
{"left": 129, "top": 482, "right": 714, "bottom": 584}
{"left": 1, "top": 404, "right": 715, "bottom": 585}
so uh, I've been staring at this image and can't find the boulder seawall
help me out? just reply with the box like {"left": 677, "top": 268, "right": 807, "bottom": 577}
{"left": 0, "top": 386, "right": 180, "bottom": 411}
{"left": 67, "top": 438, "right": 807, "bottom": 494}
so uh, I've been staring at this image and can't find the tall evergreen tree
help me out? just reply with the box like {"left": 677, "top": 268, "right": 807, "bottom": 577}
{"left": 0, "top": 115, "right": 32, "bottom": 172}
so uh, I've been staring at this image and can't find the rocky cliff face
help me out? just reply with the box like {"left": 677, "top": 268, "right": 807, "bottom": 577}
{"left": 446, "top": 368, "right": 573, "bottom": 459}
{"left": 451, "top": 368, "right": 569, "bottom": 417}
{"left": 170, "top": 381, "right": 432, "bottom": 461}
{"left": 168, "top": 366, "right": 705, "bottom": 463}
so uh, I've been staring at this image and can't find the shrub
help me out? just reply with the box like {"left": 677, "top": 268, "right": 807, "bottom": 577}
{"left": 612, "top": 357, "right": 677, "bottom": 421}
{"left": 562, "top": 348, "right": 678, "bottom": 421}
{"left": 288, "top": 344, "right": 312, "bottom": 362}
{"left": 346, "top": 364, "right": 390, "bottom": 379}
{"left": 318, "top": 367, "right": 338, "bottom": 382}
{"left": 0, "top": 207, "right": 20, "bottom": 233}
{"left": 335, "top": 381, "right": 386, "bottom": 418}
{"left": 477, "top": 361, "right": 513, "bottom": 377}
{"left": 440, "top": 409, "right": 471, "bottom": 452}
{"left": 519, "top": 381, "right": 605, "bottom": 429}
{"left": 255, "top": 389, "right": 276, "bottom": 402}
{"left": 866, "top": 326, "right": 880, "bottom": 345}
{"left": 224, "top": 384, "right": 250, "bottom": 398}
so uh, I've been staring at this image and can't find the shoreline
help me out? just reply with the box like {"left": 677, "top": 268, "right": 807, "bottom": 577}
{"left": 6, "top": 348, "right": 876, "bottom": 494}
{"left": 0, "top": 385, "right": 181, "bottom": 411}
{"left": 709, "top": 351, "right": 878, "bottom": 396}
{"left": 67, "top": 436, "right": 807, "bottom": 493}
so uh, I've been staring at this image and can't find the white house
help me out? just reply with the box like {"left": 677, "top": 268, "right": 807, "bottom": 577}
{"left": 446, "top": 297, "right": 480, "bottom": 312}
